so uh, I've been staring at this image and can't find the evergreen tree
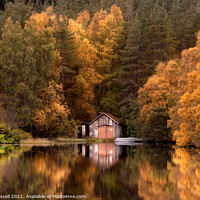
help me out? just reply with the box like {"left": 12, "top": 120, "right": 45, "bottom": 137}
{"left": 53, "top": 17, "right": 77, "bottom": 100}
{"left": 139, "top": 2, "right": 165, "bottom": 80}
{"left": 117, "top": 14, "right": 141, "bottom": 134}
{"left": 118, "top": 15, "right": 141, "bottom": 98}
{"left": 137, "top": 1, "right": 177, "bottom": 83}
{"left": 162, "top": 14, "right": 177, "bottom": 60}
{"left": 170, "top": 0, "right": 198, "bottom": 52}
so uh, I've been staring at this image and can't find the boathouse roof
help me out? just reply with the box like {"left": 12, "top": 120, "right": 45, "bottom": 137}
{"left": 89, "top": 112, "right": 120, "bottom": 125}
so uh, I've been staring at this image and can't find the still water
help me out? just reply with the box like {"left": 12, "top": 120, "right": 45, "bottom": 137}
{"left": 0, "top": 143, "right": 199, "bottom": 200}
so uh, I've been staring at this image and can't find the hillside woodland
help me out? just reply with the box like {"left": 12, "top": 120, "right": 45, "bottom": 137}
{"left": 0, "top": 0, "right": 200, "bottom": 145}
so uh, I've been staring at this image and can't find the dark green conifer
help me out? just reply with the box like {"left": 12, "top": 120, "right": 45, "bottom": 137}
{"left": 117, "top": 14, "right": 141, "bottom": 134}
{"left": 53, "top": 18, "right": 77, "bottom": 102}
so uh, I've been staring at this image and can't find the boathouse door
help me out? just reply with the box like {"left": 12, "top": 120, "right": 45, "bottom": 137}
{"left": 98, "top": 125, "right": 114, "bottom": 138}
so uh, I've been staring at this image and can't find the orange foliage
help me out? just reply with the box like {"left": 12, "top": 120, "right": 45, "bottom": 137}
{"left": 33, "top": 81, "right": 70, "bottom": 131}
{"left": 76, "top": 10, "right": 90, "bottom": 28}
{"left": 68, "top": 15, "right": 103, "bottom": 120}
{"left": 138, "top": 61, "right": 179, "bottom": 124}
{"left": 95, "top": 5, "right": 124, "bottom": 73}
{"left": 24, "top": 8, "right": 72, "bottom": 131}
{"left": 87, "top": 9, "right": 107, "bottom": 41}
{"left": 170, "top": 32, "right": 200, "bottom": 146}
{"left": 138, "top": 32, "right": 200, "bottom": 145}
{"left": 66, "top": 6, "right": 124, "bottom": 121}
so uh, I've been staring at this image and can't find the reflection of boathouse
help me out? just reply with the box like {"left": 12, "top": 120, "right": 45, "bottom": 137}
{"left": 82, "top": 143, "right": 121, "bottom": 169}
{"left": 81, "top": 112, "right": 126, "bottom": 139}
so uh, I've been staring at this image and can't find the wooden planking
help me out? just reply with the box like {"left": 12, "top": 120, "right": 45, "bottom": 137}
{"left": 90, "top": 113, "right": 122, "bottom": 138}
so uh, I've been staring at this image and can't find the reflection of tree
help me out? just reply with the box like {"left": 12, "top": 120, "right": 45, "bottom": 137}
{"left": 99, "top": 146, "right": 142, "bottom": 200}
{"left": 97, "top": 145, "right": 175, "bottom": 200}
{"left": 32, "top": 152, "right": 72, "bottom": 195}
{"left": 137, "top": 146, "right": 200, "bottom": 200}
{"left": 64, "top": 157, "right": 102, "bottom": 200}
{"left": 0, "top": 146, "right": 31, "bottom": 186}
{"left": 136, "top": 145, "right": 178, "bottom": 200}
{"left": 1, "top": 145, "right": 200, "bottom": 200}
{"left": 100, "top": 158, "right": 141, "bottom": 200}
{"left": 138, "top": 160, "right": 178, "bottom": 200}
{"left": 136, "top": 144, "right": 173, "bottom": 170}
{"left": 171, "top": 148, "right": 200, "bottom": 200}
{"left": 0, "top": 145, "right": 77, "bottom": 197}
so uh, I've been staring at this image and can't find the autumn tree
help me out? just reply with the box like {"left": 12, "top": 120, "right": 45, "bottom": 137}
{"left": 138, "top": 32, "right": 200, "bottom": 145}
{"left": 65, "top": 6, "right": 125, "bottom": 120}
{"left": 0, "top": 10, "right": 70, "bottom": 133}
{"left": 170, "top": 32, "right": 200, "bottom": 146}
{"left": 0, "top": 0, "right": 32, "bottom": 36}
{"left": 67, "top": 13, "right": 102, "bottom": 121}
{"left": 27, "top": 9, "right": 75, "bottom": 135}
{"left": 0, "top": 18, "right": 37, "bottom": 127}
{"left": 138, "top": 60, "right": 179, "bottom": 141}
{"left": 92, "top": 5, "right": 125, "bottom": 115}
{"left": 94, "top": 5, "right": 125, "bottom": 74}
{"left": 87, "top": 9, "right": 107, "bottom": 43}
{"left": 33, "top": 81, "right": 70, "bottom": 135}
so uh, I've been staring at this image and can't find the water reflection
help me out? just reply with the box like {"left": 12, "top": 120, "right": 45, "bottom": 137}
{"left": 0, "top": 144, "right": 200, "bottom": 199}
{"left": 172, "top": 148, "right": 200, "bottom": 199}
{"left": 81, "top": 143, "right": 121, "bottom": 169}
{"left": 0, "top": 145, "right": 77, "bottom": 198}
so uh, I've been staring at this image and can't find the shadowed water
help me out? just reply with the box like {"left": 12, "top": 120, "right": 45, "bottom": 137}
{"left": 0, "top": 144, "right": 199, "bottom": 200}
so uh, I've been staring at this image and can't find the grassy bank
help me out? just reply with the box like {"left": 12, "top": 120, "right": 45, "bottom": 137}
{"left": 20, "top": 137, "right": 115, "bottom": 145}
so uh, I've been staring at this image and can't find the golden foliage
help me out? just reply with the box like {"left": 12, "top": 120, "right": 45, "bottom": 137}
{"left": 87, "top": 9, "right": 107, "bottom": 41}
{"left": 24, "top": 7, "right": 72, "bottom": 131}
{"left": 138, "top": 61, "right": 179, "bottom": 124}
{"left": 33, "top": 81, "right": 70, "bottom": 131}
{"left": 76, "top": 10, "right": 90, "bottom": 28}
{"left": 95, "top": 5, "right": 125, "bottom": 73}
{"left": 170, "top": 33, "right": 200, "bottom": 146}
{"left": 139, "top": 31, "right": 200, "bottom": 145}
{"left": 68, "top": 13, "right": 103, "bottom": 120}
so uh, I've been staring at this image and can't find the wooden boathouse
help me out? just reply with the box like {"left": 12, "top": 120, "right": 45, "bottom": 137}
{"left": 81, "top": 112, "right": 126, "bottom": 139}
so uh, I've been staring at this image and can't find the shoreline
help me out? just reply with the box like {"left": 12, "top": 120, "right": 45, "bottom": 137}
{"left": 0, "top": 137, "right": 176, "bottom": 145}
{"left": 19, "top": 137, "right": 115, "bottom": 145}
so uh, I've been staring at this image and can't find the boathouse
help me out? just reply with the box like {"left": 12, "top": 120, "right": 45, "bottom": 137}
{"left": 84, "top": 112, "right": 125, "bottom": 138}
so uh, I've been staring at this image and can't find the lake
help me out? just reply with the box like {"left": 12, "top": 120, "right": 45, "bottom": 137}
{"left": 0, "top": 143, "right": 199, "bottom": 200}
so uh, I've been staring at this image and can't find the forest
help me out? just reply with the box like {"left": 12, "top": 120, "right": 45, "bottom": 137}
{"left": 0, "top": 0, "right": 200, "bottom": 146}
